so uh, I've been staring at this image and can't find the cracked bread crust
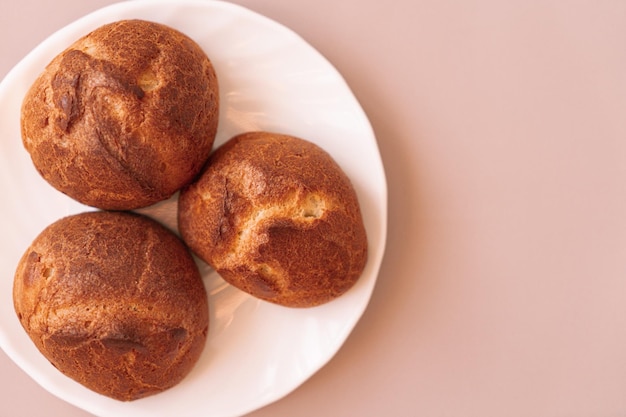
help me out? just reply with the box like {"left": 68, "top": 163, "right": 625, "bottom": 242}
{"left": 20, "top": 19, "right": 219, "bottom": 210}
{"left": 178, "top": 131, "right": 368, "bottom": 307}
{"left": 13, "top": 211, "right": 209, "bottom": 401}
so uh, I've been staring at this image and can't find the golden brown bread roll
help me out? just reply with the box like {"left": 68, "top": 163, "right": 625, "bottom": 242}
{"left": 178, "top": 131, "right": 368, "bottom": 307}
{"left": 13, "top": 211, "right": 209, "bottom": 401}
{"left": 21, "top": 19, "right": 219, "bottom": 210}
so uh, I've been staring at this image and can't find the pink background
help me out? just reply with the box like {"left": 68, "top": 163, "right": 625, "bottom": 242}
{"left": 2, "top": 0, "right": 626, "bottom": 416}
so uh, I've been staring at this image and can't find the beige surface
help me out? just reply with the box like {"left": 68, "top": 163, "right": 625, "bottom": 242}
{"left": 2, "top": 0, "right": 626, "bottom": 416}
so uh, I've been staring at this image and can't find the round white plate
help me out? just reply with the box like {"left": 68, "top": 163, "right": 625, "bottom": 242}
{"left": 0, "top": 1, "right": 387, "bottom": 416}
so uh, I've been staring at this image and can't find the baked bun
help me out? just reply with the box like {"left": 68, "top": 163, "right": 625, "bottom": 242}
{"left": 178, "top": 131, "right": 368, "bottom": 307}
{"left": 13, "top": 211, "right": 208, "bottom": 401}
{"left": 20, "top": 19, "right": 219, "bottom": 210}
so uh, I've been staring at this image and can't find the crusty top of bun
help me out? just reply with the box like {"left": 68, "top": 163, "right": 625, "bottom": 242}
{"left": 178, "top": 131, "right": 368, "bottom": 307}
{"left": 21, "top": 19, "right": 219, "bottom": 210}
{"left": 13, "top": 211, "right": 208, "bottom": 401}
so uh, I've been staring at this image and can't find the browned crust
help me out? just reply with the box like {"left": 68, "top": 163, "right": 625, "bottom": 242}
{"left": 178, "top": 131, "right": 368, "bottom": 307}
{"left": 13, "top": 211, "right": 209, "bottom": 401}
{"left": 20, "top": 19, "right": 219, "bottom": 210}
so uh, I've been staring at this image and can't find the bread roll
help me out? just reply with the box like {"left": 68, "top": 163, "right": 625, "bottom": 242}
{"left": 20, "top": 19, "right": 219, "bottom": 210}
{"left": 178, "top": 131, "right": 368, "bottom": 307}
{"left": 13, "top": 211, "right": 209, "bottom": 401}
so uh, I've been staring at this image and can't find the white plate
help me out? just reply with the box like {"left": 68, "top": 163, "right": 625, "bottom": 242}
{"left": 0, "top": 1, "right": 387, "bottom": 416}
